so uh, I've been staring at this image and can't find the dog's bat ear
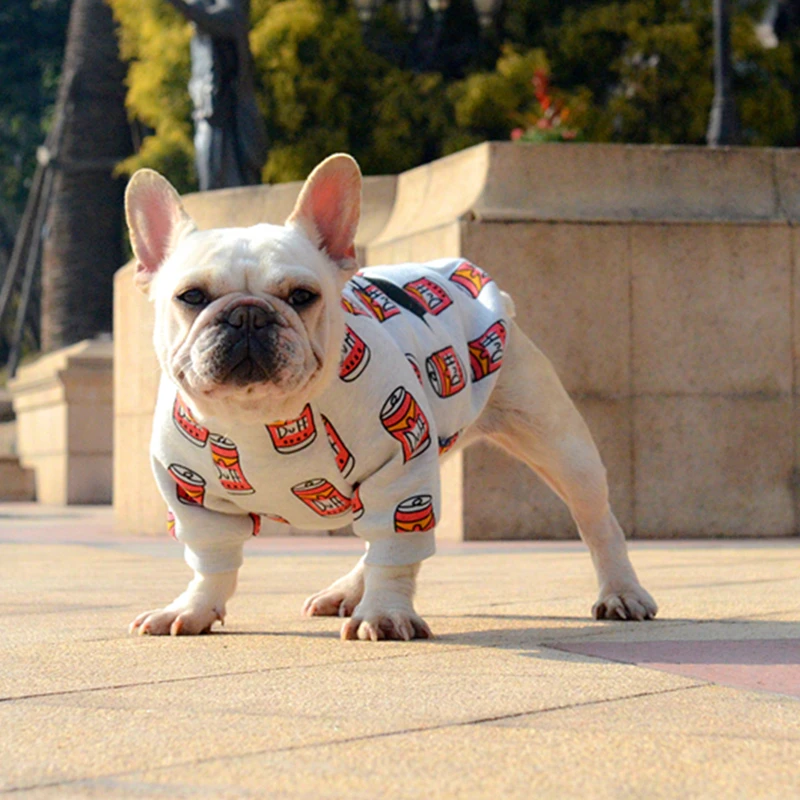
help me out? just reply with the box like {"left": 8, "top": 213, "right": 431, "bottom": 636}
{"left": 287, "top": 154, "right": 362, "bottom": 270}
{"left": 125, "top": 169, "right": 195, "bottom": 294}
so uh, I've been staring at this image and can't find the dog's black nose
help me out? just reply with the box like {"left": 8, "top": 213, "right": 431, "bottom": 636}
{"left": 224, "top": 304, "right": 272, "bottom": 331}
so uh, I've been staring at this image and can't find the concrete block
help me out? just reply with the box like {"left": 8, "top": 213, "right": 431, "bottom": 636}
{"left": 0, "top": 456, "right": 35, "bottom": 501}
{"left": 631, "top": 224, "right": 792, "bottom": 395}
{"left": 113, "top": 143, "right": 800, "bottom": 539}
{"left": 8, "top": 338, "right": 113, "bottom": 505}
{"left": 461, "top": 221, "right": 631, "bottom": 395}
{"left": 633, "top": 395, "right": 795, "bottom": 536}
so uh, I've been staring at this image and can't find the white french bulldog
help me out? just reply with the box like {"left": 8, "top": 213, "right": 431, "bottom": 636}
{"left": 126, "top": 153, "right": 657, "bottom": 640}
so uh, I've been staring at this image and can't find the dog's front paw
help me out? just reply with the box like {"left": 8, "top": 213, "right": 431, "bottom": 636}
{"left": 129, "top": 603, "right": 224, "bottom": 636}
{"left": 592, "top": 584, "right": 658, "bottom": 621}
{"left": 303, "top": 557, "right": 365, "bottom": 618}
{"left": 129, "top": 570, "right": 238, "bottom": 636}
{"left": 340, "top": 604, "right": 432, "bottom": 641}
{"left": 339, "top": 562, "right": 431, "bottom": 641}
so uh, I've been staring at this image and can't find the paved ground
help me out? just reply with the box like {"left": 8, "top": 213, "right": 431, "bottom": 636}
{"left": 2, "top": 503, "right": 799, "bottom": 798}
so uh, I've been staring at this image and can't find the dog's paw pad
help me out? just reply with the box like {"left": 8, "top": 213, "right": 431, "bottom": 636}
{"left": 592, "top": 586, "right": 658, "bottom": 622}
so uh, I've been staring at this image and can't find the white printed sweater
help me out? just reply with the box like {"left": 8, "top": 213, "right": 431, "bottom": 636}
{"left": 151, "top": 258, "right": 511, "bottom": 574}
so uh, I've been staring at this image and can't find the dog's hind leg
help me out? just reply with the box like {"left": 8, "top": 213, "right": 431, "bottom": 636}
{"left": 475, "top": 321, "right": 657, "bottom": 621}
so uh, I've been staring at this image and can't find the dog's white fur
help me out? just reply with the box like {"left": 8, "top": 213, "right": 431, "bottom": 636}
{"left": 126, "top": 154, "right": 657, "bottom": 640}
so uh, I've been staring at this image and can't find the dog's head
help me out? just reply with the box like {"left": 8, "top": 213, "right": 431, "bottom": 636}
{"left": 125, "top": 154, "right": 361, "bottom": 423}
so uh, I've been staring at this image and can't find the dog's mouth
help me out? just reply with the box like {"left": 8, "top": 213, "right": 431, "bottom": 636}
{"left": 215, "top": 333, "right": 276, "bottom": 387}
{"left": 203, "top": 305, "right": 286, "bottom": 387}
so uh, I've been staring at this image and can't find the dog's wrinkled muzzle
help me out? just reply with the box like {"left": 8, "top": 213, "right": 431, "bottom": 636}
{"left": 211, "top": 301, "right": 283, "bottom": 386}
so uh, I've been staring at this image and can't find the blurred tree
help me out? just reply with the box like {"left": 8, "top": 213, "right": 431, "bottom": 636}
{"left": 0, "top": 0, "right": 70, "bottom": 362}
{"left": 0, "top": 0, "right": 70, "bottom": 226}
{"left": 107, "top": 0, "right": 800, "bottom": 190}
{"left": 40, "top": 0, "right": 133, "bottom": 351}
{"left": 456, "top": 0, "right": 799, "bottom": 147}
{"left": 110, "top": 0, "right": 457, "bottom": 184}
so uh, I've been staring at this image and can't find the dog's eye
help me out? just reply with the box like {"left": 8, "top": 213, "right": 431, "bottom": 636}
{"left": 177, "top": 288, "right": 208, "bottom": 307}
{"left": 287, "top": 288, "right": 318, "bottom": 309}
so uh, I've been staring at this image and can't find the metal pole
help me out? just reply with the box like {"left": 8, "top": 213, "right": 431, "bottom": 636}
{"left": 707, "top": 0, "right": 739, "bottom": 145}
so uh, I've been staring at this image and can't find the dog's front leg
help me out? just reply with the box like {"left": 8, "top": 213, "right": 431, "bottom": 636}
{"left": 129, "top": 569, "right": 238, "bottom": 636}
{"left": 302, "top": 554, "right": 365, "bottom": 618}
{"left": 340, "top": 562, "right": 431, "bottom": 641}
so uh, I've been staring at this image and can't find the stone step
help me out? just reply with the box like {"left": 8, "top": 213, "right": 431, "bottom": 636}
{"left": 0, "top": 455, "right": 35, "bottom": 501}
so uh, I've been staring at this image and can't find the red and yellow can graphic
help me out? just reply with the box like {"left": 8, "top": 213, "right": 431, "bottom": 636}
{"left": 449, "top": 261, "right": 493, "bottom": 298}
{"left": 166, "top": 510, "right": 176, "bottom": 538}
{"left": 209, "top": 434, "right": 254, "bottom": 494}
{"left": 339, "top": 325, "right": 371, "bottom": 382}
{"left": 425, "top": 345, "right": 466, "bottom": 398}
{"left": 380, "top": 386, "right": 431, "bottom": 463}
{"left": 266, "top": 403, "right": 317, "bottom": 454}
{"left": 405, "top": 353, "right": 424, "bottom": 385}
{"left": 403, "top": 277, "right": 453, "bottom": 315}
{"left": 394, "top": 494, "right": 436, "bottom": 533}
{"left": 352, "top": 282, "right": 400, "bottom": 322}
{"left": 291, "top": 478, "right": 351, "bottom": 517}
{"left": 321, "top": 415, "right": 355, "bottom": 478}
{"left": 264, "top": 512, "right": 290, "bottom": 525}
{"left": 468, "top": 320, "right": 507, "bottom": 381}
{"left": 168, "top": 463, "right": 206, "bottom": 507}
{"left": 351, "top": 484, "right": 364, "bottom": 521}
{"left": 249, "top": 512, "right": 261, "bottom": 537}
{"left": 438, "top": 431, "right": 460, "bottom": 455}
{"left": 172, "top": 394, "right": 209, "bottom": 447}
{"left": 341, "top": 296, "right": 371, "bottom": 317}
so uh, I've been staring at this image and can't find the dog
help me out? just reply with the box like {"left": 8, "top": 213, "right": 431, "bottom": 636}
{"left": 125, "top": 153, "right": 657, "bottom": 640}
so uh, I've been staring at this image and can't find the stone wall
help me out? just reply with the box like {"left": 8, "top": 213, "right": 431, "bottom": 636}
{"left": 114, "top": 143, "right": 800, "bottom": 538}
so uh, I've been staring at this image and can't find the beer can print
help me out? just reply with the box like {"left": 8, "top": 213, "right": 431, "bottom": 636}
{"left": 341, "top": 296, "right": 371, "bottom": 317}
{"left": 291, "top": 478, "right": 352, "bottom": 517}
{"left": 405, "top": 353, "right": 424, "bottom": 385}
{"left": 209, "top": 434, "right": 255, "bottom": 494}
{"left": 449, "top": 261, "right": 493, "bottom": 299}
{"left": 394, "top": 494, "right": 436, "bottom": 533}
{"left": 172, "top": 394, "right": 209, "bottom": 447}
{"left": 438, "top": 431, "right": 460, "bottom": 455}
{"left": 380, "top": 386, "right": 431, "bottom": 463}
{"left": 168, "top": 463, "right": 206, "bottom": 507}
{"left": 166, "top": 510, "right": 176, "bottom": 539}
{"left": 403, "top": 277, "right": 453, "bottom": 315}
{"left": 339, "top": 325, "right": 371, "bottom": 382}
{"left": 352, "top": 283, "right": 401, "bottom": 322}
{"left": 249, "top": 512, "right": 261, "bottom": 537}
{"left": 321, "top": 415, "right": 355, "bottom": 478}
{"left": 425, "top": 345, "right": 467, "bottom": 398}
{"left": 266, "top": 403, "right": 317, "bottom": 454}
{"left": 468, "top": 320, "right": 508, "bottom": 381}
{"left": 351, "top": 484, "right": 364, "bottom": 520}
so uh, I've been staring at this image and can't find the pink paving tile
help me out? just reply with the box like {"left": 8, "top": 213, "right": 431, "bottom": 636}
{"left": 553, "top": 639, "right": 800, "bottom": 698}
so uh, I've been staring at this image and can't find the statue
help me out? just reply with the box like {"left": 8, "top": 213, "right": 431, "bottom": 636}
{"left": 166, "top": 0, "right": 268, "bottom": 190}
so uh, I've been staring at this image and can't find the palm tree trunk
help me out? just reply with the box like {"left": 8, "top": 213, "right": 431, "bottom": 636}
{"left": 40, "top": 0, "right": 132, "bottom": 352}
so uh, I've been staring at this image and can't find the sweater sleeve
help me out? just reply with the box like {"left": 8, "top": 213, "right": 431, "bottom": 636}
{"left": 346, "top": 384, "right": 441, "bottom": 567}
{"left": 152, "top": 454, "right": 257, "bottom": 574}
